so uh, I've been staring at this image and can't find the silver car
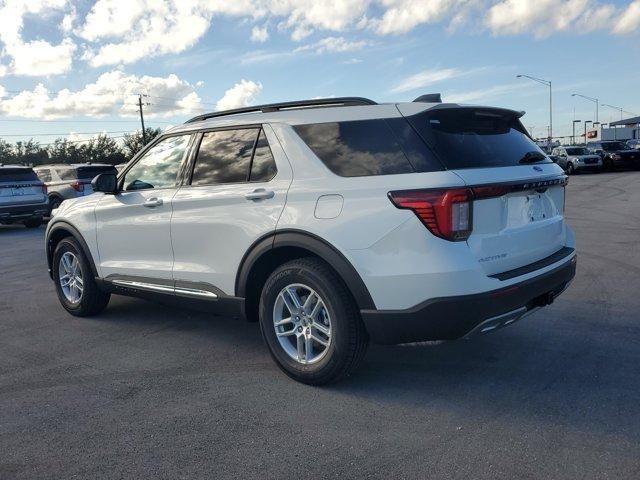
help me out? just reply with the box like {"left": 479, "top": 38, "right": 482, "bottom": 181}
{"left": 551, "top": 146, "right": 602, "bottom": 174}
{"left": 0, "top": 165, "right": 49, "bottom": 228}
{"left": 34, "top": 163, "right": 118, "bottom": 212}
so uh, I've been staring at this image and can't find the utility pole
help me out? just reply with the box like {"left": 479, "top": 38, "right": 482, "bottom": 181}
{"left": 584, "top": 121, "right": 592, "bottom": 146}
{"left": 572, "top": 93, "right": 598, "bottom": 124}
{"left": 138, "top": 94, "right": 148, "bottom": 144}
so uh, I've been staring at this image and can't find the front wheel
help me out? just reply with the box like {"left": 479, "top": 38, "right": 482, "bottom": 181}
{"left": 52, "top": 238, "right": 110, "bottom": 316}
{"left": 566, "top": 163, "right": 575, "bottom": 175}
{"left": 259, "top": 258, "right": 369, "bottom": 385}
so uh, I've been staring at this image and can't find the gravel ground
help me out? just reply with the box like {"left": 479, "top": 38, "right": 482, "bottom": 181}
{"left": 1, "top": 171, "right": 639, "bottom": 479}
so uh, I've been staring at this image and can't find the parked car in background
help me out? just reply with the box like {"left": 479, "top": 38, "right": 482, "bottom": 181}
{"left": 626, "top": 139, "right": 640, "bottom": 150}
{"left": 550, "top": 146, "right": 602, "bottom": 174}
{"left": 34, "top": 163, "right": 118, "bottom": 213}
{"left": 0, "top": 165, "right": 48, "bottom": 228}
{"left": 587, "top": 141, "right": 640, "bottom": 171}
{"left": 45, "top": 96, "right": 576, "bottom": 384}
{"left": 115, "top": 163, "right": 127, "bottom": 172}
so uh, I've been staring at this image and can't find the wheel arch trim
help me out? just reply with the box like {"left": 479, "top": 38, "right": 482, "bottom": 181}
{"left": 46, "top": 221, "right": 99, "bottom": 280}
{"left": 235, "top": 229, "right": 376, "bottom": 311}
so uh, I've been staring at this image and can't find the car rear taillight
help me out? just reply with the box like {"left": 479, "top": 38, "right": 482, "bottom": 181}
{"left": 41, "top": 184, "right": 47, "bottom": 194}
{"left": 388, "top": 188, "right": 473, "bottom": 241}
{"left": 71, "top": 181, "right": 84, "bottom": 192}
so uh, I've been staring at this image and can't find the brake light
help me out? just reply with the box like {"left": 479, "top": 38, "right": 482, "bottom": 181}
{"left": 41, "top": 184, "right": 47, "bottom": 194}
{"left": 388, "top": 188, "right": 473, "bottom": 241}
{"left": 71, "top": 181, "right": 84, "bottom": 192}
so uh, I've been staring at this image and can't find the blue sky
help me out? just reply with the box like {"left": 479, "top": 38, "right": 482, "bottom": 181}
{"left": 0, "top": 0, "right": 638, "bottom": 145}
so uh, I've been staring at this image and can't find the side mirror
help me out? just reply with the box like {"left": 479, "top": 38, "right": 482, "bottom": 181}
{"left": 91, "top": 173, "right": 118, "bottom": 194}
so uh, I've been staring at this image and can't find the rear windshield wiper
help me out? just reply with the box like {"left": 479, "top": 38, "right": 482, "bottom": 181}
{"left": 518, "top": 151, "right": 547, "bottom": 164}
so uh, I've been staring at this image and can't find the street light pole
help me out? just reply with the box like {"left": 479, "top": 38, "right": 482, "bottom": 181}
{"left": 517, "top": 74, "right": 552, "bottom": 148}
{"left": 571, "top": 93, "right": 598, "bottom": 123}
{"left": 572, "top": 120, "right": 581, "bottom": 145}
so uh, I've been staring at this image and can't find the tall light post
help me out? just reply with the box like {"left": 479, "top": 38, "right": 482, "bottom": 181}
{"left": 517, "top": 74, "right": 552, "bottom": 148}
{"left": 584, "top": 120, "right": 592, "bottom": 146}
{"left": 601, "top": 103, "right": 625, "bottom": 121}
{"left": 593, "top": 121, "right": 601, "bottom": 140}
{"left": 572, "top": 93, "right": 598, "bottom": 123}
{"left": 572, "top": 120, "right": 581, "bottom": 145}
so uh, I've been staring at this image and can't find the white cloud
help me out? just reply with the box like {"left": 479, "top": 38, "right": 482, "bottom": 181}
{"left": 294, "top": 36, "right": 370, "bottom": 54}
{"left": 484, "top": 0, "right": 625, "bottom": 38}
{"left": 614, "top": 0, "right": 640, "bottom": 34}
{"left": 0, "top": 70, "right": 204, "bottom": 119}
{"left": 251, "top": 25, "right": 270, "bottom": 42}
{"left": 215, "top": 79, "right": 263, "bottom": 111}
{"left": 0, "top": 0, "right": 76, "bottom": 76}
{"left": 390, "top": 67, "right": 467, "bottom": 94}
{"left": 369, "top": 0, "right": 470, "bottom": 35}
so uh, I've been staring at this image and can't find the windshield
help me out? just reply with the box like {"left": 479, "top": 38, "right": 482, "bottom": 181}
{"left": 405, "top": 108, "right": 551, "bottom": 169}
{"left": 602, "top": 142, "right": 627, "bottom": 151}
{"left": 566, "top": 147, "right": 589, "bottom": 155}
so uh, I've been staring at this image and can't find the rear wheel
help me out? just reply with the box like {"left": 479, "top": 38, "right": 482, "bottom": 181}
{"left": 52, "top": 238, "right": 110, "bottom": 316}
{"left": 259, "top": 257, "right": 369, "bottom": 385}
{"left": 23, "top": 218, "right": 42, "bottom": 228}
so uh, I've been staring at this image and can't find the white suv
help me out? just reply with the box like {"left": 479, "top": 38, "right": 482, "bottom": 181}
{"left": 45, "top": 96, "right": 576, "bottom": 384}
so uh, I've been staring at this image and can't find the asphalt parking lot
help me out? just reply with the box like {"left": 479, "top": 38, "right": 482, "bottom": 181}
{"left": 1, "top": 172, "right": 639, "bottom": 479}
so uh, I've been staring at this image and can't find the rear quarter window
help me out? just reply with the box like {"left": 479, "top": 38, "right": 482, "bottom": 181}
{"left": 293, "top": 118, "right": 442, "bottom": 177}
{"left": 76, "top": 166, "right": 117, "bottom": 179}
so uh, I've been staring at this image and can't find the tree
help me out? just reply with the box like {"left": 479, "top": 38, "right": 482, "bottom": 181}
{"left": 122, "top": 127, "right": 163, "bottom": 160}
{"left": 81, "top": 135, "right": 126, "bottom": 165}
{"left": 0, "top": 140, "right": 14, "bottom": 163}
{"left": 13, "top": 139, "right": 48, "bottom": 166}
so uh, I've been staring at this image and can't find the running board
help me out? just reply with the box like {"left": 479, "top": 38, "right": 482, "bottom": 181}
{"left": 111, "top": 279, "right": 218, "bottom": 299}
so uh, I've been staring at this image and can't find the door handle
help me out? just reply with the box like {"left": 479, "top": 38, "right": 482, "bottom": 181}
{"left": 143, "top": 197, "right": 163, "bottom": 208}
{"left": 245, "top": 188, "right": 275, "bottom": 201}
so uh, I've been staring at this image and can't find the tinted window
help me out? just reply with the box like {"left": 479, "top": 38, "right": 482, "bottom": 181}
{"left": 77, "top": 166, "right": 117, "bottom": 179}
{"left": 406, "top": 108, "right": 551, "bottom": 169}
{"left": 36, "top": 169, "right": 52, "bottom": 182}
{"left": 0, "top": 168, "right": 38, "bottom": 182}
{"left": 602, "top": 142, "right": 627, "bottom": 151}
{"left": 566, "top": 147, "right": 589, "bottom": 155}
{"left": 294, "top": 118, "right": 440, "bottom": 177}
{"left": 57, "top": 168, "right": 77, "bottom": 180}
{"left": 250, "top": 129, "right": 277, "bottom": 182}
{"left": 124, "top": 135, "right": 190, "bottom": 191}
{"left": 192, "top": 129, "right": 257, "bottom": 185}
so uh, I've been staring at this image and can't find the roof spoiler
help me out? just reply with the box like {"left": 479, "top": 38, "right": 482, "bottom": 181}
{"left": 413, "top": 93, "right": 442, "bottom": 103}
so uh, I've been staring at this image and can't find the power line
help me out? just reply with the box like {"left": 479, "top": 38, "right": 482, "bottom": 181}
{"left": 0, "top": 130, "right": 132, "bottom": 137}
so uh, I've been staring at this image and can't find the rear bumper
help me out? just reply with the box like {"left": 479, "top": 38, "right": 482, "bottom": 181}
{"left": 0, "top": 202, "right": 48, "bottom": 223}
{"left": 360, "top": 254, "right": 576, "bottom": 344}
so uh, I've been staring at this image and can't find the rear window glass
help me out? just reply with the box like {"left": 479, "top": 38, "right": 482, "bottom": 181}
{"left": 56, "top": 168, "right": 77, "bottom": 180}
{"left": 405, "top": 108, "right": 551, "bottom": 169}
{"left": 76, "top": 166, "right": 117, "bottom": 179}
{"left": 0, "top": 168, "right": 39, "bottom": 182}
{"left": 293, "top": 118, "right": 442, "bottom": 177}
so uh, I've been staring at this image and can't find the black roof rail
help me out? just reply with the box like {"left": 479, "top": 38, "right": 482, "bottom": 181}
{"left": 184, "top": 97, "right": 377, "bottom": 124}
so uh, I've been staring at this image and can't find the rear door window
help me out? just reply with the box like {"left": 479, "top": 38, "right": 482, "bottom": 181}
{"left": 293, "top": 118, "right": 441, "bottom": 177}
{"left": 191, "top": 128, "right": 258, "bottom": 185}
{"left": 405, "top": 108, "right": 551, "bottom": 169}
{"left": 249, "top": 129, "right": 277, "bottom": 182}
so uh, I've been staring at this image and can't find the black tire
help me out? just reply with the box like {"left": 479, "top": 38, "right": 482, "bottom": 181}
{"left": 52, "top": 237, "right": 110, "bottom": 317}
{"left": 23, "top": 218, "right": 42, "bottom": 228}
{"left": 566, "top": 163, "right": 575, "bottom": 175}
{"left": 603, "top": 157, "right": 615, "bottom": 172}
{"left": 259, "top": 257, "right": 369, "bottom": 385}
{"left": 48, "top": 196, "right": 62, "bottom": 215}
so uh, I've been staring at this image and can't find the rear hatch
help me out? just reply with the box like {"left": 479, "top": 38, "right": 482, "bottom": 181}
{"left": 398, "top": 104, "right": 568, "bottom": 276}
{"left": 0, "top": 167, "right": 47, "bottom": 207}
